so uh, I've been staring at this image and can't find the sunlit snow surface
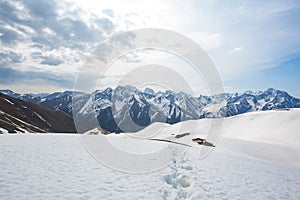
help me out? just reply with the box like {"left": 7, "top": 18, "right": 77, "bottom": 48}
{"left": 1, "top": 109, "right": 300, "bottom": 199}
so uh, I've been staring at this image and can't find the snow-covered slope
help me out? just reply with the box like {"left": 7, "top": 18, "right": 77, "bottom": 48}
{"left": 220, "top": 108, "right": 300, "bottom": 168}
{"left": 222, "top": 109, "right": 300, "bottom": 147}
{"left": 1, "top": 109, "right": 300, "bottom": 199}
{"left": 89, "top": 108, "right": 300, "bottom": 168}
{"left": 119, "top": 108, "right": 300, "bottom": 149}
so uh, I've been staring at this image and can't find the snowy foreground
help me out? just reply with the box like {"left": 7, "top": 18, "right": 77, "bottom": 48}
{"left": 1, "top": 109, "right": 300, "bottom": 199}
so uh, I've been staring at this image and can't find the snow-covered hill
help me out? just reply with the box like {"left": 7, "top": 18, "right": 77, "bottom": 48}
{"left": 86, "top": 108, "right": 300, "bottom": 168}
{"left": 222, "top": 108, "right": 300, "bottom": 146}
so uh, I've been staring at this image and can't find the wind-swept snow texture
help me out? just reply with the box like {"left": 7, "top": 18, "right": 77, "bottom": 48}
{"left": 0, "top": 109, "right": 300, "bottom": 199}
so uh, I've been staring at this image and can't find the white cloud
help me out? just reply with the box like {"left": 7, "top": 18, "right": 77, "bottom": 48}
{"left": 61, "top": 0, "right": 300, "bottom": 93}
{"left": 42, "top": 27, "right": 56, "bottom": 36}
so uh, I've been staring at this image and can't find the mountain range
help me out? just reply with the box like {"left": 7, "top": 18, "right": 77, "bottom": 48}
{"left": 1, "top": 87, "right": 299, "bottom": 133}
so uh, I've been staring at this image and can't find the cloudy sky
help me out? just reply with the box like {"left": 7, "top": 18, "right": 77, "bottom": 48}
{"left": 0, "top": 0, "right": 300, "bottom": 96}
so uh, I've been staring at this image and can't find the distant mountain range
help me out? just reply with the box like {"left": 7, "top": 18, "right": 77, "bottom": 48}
{"left": 1, "top": 87, "right": 299, "bottom": 133}
{"left": 0, "top": 93, "right": 76, "bottom": 133}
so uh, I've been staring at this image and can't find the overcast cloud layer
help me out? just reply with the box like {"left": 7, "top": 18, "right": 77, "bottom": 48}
{"left": 0, "top": 0, "right": 299, "bottom": 95}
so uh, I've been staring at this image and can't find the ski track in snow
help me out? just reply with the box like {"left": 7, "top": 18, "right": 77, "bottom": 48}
{"left": 0, "top": 134, "right": 300, "bottom": 200}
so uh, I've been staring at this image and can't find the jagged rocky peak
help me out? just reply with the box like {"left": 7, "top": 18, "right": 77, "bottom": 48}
{"left": 144, "top": 87, "right": 155, "bottom": 95}
{"left": 93, "top": 87, "right": 113, "bottom": 96}
{"left": 243, "top": 90, "right": 254, "bottom": 95}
